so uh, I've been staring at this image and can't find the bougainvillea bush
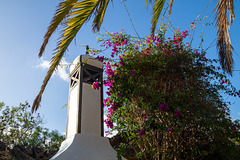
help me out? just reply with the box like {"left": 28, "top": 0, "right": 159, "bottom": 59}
{"left": 92, "top": 28, "right": 240, "bottom": 160}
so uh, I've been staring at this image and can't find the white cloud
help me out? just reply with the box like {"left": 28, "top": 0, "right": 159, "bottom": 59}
{"left": 36, "top": 58, "right": 70, "bottom": 82}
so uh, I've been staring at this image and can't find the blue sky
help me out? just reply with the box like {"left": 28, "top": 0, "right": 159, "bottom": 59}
{"left": 0, "top": 0, "right": 240, "bottom": 135}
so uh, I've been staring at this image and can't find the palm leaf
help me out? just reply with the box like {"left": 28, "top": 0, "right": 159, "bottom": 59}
{"left": 151, "top": 0, "right": 166, "bottom": 35}
{"left": 32, "top": 0, "right": 104, "bottom": 112}
{"left": 228, "top": 0, "right": 235, "bottom": 25}
{"left": 92, "top": 0, "right": 111, "bottom": 32}
{"left": 214, "top": 0, "right": 235, "bottom": 75}
{"left": 38, "top": 0, "right": 78, "bottom": 57}
{"left": 146, "top": 0, "right": 153, "bottom": 7}
{"left": 168, "top": 0, "right": 174, "bottom": 16}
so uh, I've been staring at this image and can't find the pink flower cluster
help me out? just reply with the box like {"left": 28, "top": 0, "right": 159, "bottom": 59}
{"left": 168, "top": 127, "right": 173, "bottom": 132}
{"left": 146, "top": 35, "right": 160, "bottom": 45}
{"left": 174, "top": 108, "right": 182, "bottom": 117}
{"left": 119, "top": 55, "right": 126, "bottom": 66}
{"left": 103, "top": 98, "right": 111, "bottom": 107}
{"left": 182, "top": 30, "right": 189, "bottom": 38}
{"left": 220, "top": 79, "right": 228, "bottom": 85}
{"left": 103, "top": 33, "right": 129, "bottom": 58}
{"left": 137, "top": 129, "right": 145, "bottom": 136}
{"left": 160, "top": 103, "right": 169, "bottom": 112}
{"left": 117, "top": 93, "right": 123, "bottom": 97}
{"left": 144, "top": 48, "right": 150, "bottom": 55}
{"left": 106, "top": 62, "right": 115, "bottom": 77}
{"left": 104, "top": 79, "right": 113, "bottom": 87}
{"left": 173, "top": 35, "right": 182, "bottom": 46}
{"left": 142, "top": 114, "right": 147, "bottom": 119}
{"left": 92, "top": 81, "right": 99, "bottom": 90}
{"left": 104, "top": 118, "right": 113, "bottom": 129}
{"left": 233, "top": 125, "right": 237, "bottom": 132}
{"left": 96, "top": 55, "right": 105, "bottom": 62}
{"left": 130, "top": 71, "right": 136, "bottom": 75}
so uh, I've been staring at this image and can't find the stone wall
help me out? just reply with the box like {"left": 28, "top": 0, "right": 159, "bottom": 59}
{"left": 0, "top": 141, "right": 58, "bottom": 160}
{"left": 0, "top": 135, "right": 137, "bottom": 160}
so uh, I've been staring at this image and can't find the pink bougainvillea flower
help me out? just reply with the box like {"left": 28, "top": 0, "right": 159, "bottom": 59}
{"left": 142, "top": 114, "right": 147, "bottom": 119}
{"left": 163, "top": 48, "right": 167, "bottom": 54}
{"left": 119, "top": 55, "right": 126, "bottom": 66}
{"left": 123, "top": 40, "right": 128, "bottom": 45}
{"left": 137, "top": 129, "right": 145, "bottom": 136}
{"left": 106, "top": 62, "right": 115, "bottom": 77}
{"left": 96, "top": 55, "right": 105, "bottom": 62}
{"left": 130, "top": 71, "right": 136, "bottom": 75}
{"left": 103, "top": 80, "right": 108, "bottom": 86}
{"left": 103, "top": 98, "right": 111, "bottom": 107}
{"left": 117, "top": 93, "right": 123, "bottom": 97}
{"left": 220, "top": 79, "right": 227, "bottom": 85}
{"left": 174, "top": 108, "right": 182, "bottom": 117}
{"left": 233, "top": 125, "right": 237, "bottom": 132}
{"left": 92, "top": 81, "right": 99, "bottom": 90}
{"left": 182, "top": 30, "right": 189, "bottom": 38}
{"left": 111, "top": 103, "right": 119, "bottom": 111}
{"left": 160, "top": 103, "right": 169, "bottom": 112}
{"left": 108, "top": 107, "right": 114, "bottom": 115}
{"left": 104, "top": 79, "right": 113, "bottom": 87}
{"left": 104, "top": 119, "right": 113, "bottom": 129}
{"left": 106, "top": 40, "right": 111, "bottom": 47}
{"left": 113, "top": 63, "right": 119, "bottom": 67}
{"left": 106, "top": 91, "right": 111, "bottom": 96}
{"left": 145, "top": 48, "right": 150, "bottom": 55}
{"left": 168, "top": 127, "right": 173, "bottom": 132}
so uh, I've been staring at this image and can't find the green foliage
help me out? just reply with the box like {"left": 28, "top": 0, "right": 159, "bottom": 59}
{"left": 95, "top": 28, "right": 240, "bottom": 159}
{"left": 0, "top": 101, "right": 64, "bottom": 150}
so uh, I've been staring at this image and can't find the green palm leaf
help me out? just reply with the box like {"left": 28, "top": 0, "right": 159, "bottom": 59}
{"left": 32, "top": 0, "right": 106, "bottom": 112}
{"left": 151, "top": 0, "right": 166, "bottom": 35}
{"left": 92, "top": 0, "right": 111, "bottom": 32}
{"left": 146, "top": 0, "right": 153, "bottom": 7}
{"left": 39, "top": 0, "right": 78, "bottom": 57}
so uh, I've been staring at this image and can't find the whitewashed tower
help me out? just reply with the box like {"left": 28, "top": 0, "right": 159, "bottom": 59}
{"left": 66, "top": 54, "right": 103, "bottom": 138}
{"left": 51, "top": 55, "right": 125, "bottom": 160}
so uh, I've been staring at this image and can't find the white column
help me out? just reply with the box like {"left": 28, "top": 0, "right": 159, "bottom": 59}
{"left": 66, "top": 55, "right": 103, "bottom": 138}
{"left": 51, "top": 55, "right": 126, "bottom": 160}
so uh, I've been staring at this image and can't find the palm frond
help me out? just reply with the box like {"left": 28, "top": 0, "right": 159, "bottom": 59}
{"left": 92, "top": 0, "right": 111, "bottom": 32}
{"left": 214, "top": 0, "right": 235, "bottom": 75}
{"left": 38, "top": 0, "right": 78, "bottom": 57}
{"left": 32, "top": 0, "right": 103, "bottom": 112}
{"left": 146, "top": 0, "right": 153, "bottom": 7}
{"left": 151, "top": 0, "right": 166, "bottom": 35}
{"left": 228, "top": 0, "right": 235, "bottom": 25}
{"left": 168, "top": 0, "right": 174, "bottom": 16}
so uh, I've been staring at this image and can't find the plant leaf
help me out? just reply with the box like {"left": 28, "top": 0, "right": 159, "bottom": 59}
{"left": 39, "top": 0, "right": 78, "bottom": 57}
{"left": 32, "top": 0, "right": 104, "bottom": 112}
{"left": 214, "top": 0, "right": 235, "bottom": 75}
{"left": 151, "top": 0, "right": 166, "bottom": 35}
